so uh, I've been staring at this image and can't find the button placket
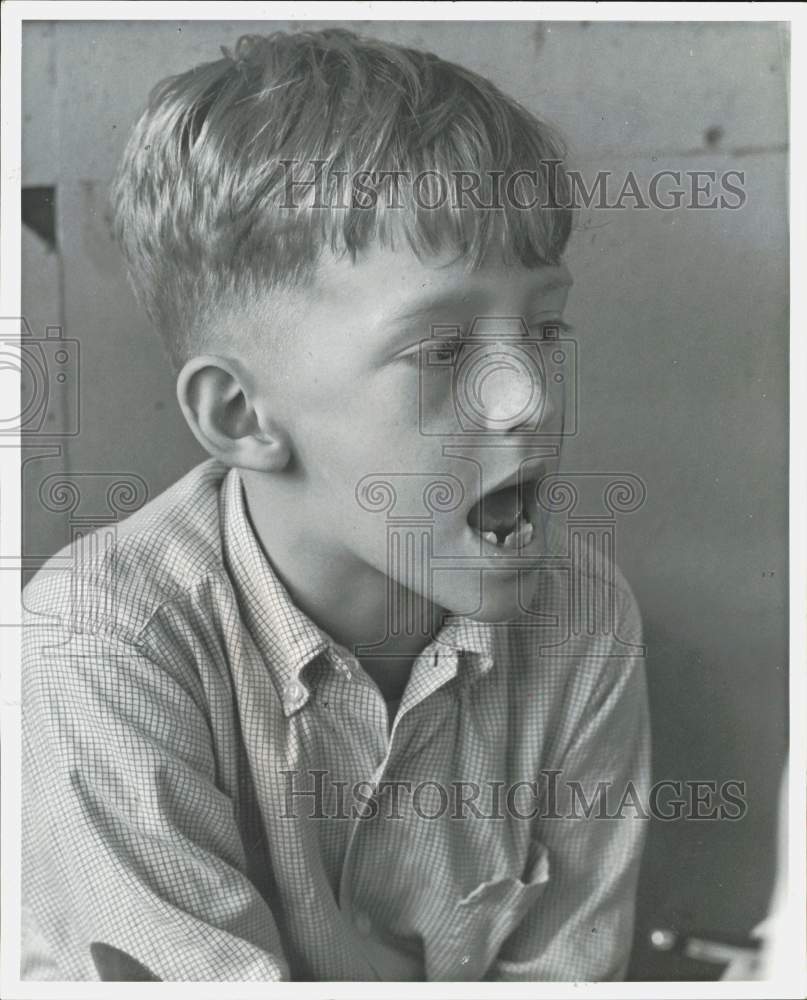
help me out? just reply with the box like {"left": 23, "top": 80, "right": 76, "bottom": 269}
{"left": 337, "top": 755, "right": 390, "bottom": 938}
{"left": 335, "top": 651, "right": 476, "bottom": 977}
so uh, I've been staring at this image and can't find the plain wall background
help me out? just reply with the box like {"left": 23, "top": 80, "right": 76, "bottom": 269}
{"left": 20, "top": 19, "right": 789, "bottom": 980}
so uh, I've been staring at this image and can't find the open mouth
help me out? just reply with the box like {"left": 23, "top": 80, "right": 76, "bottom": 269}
{"left": 467, "top": 478, "right": 535, "bottom": 550}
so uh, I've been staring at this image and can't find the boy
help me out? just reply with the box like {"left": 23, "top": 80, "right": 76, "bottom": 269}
{"left": 21, "top": 28, "right": 650, "bottom": 982}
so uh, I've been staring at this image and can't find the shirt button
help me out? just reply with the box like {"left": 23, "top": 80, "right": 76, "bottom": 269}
{"left": 285, "top": 681, "right": 306, "bottom": 705}
{"left": 354, "top": 911, "right": 372, "bottom": 937}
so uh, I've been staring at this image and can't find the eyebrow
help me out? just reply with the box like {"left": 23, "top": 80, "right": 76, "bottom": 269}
{"left": 385, "top": 272, "right": 573, "bottom": 331}
{"left": 387, "top": 293, "right": 479, "bottom": 330}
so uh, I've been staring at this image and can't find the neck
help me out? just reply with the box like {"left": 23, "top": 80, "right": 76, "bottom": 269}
{"left": 240, "top": 473, "right": 444, "bottom": 697}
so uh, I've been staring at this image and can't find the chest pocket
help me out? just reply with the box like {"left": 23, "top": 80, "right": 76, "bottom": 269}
{"left": 424, "top": 837, "right": 551, "bottom": 981}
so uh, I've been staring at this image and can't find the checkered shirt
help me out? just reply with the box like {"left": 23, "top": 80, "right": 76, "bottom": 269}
{"left": 21, "top": 459, "right": 651, "bottom": 982}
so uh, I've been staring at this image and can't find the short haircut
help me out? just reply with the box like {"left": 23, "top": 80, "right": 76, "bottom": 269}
{"left": 112, "top": 28, "right": 574, "bottom": 368}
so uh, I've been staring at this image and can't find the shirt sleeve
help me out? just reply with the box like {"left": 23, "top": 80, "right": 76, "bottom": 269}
{"left": 22, "top": 622, "right": 290, "bottom": 982}
{"left": 487, "top": 580, "right": 652, "bottom": 982}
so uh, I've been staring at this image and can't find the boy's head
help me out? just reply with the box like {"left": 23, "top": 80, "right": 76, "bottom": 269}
{"left": 113, "top": 28, "right": 576, "bottom": 625}
{"left": 112, "top": 28, "right": 572, "bottom": 369}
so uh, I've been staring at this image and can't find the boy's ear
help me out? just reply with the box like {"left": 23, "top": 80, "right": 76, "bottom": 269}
{"left": 176, "top": 355, "right": 291, "bottom": 472}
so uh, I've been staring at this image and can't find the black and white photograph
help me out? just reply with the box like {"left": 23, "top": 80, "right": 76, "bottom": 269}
{"left": 0, "top": 2, "right": 803, "bottom": 994}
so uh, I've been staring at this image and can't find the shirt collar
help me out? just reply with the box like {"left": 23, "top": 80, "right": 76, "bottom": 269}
{"left": 220, "top": 467, "right": 499, "bottom": 707}
{"left": 221, "top": 468, "right": 336, "bottom": 713}
{"left": 432, "top": 615, "right": 497, "bottom": 684}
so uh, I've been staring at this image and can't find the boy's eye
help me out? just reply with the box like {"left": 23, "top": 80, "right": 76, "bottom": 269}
{"left": 431, "top": 346, "right": 459, "bottom": 363}
{"left": 396, "top": 342, "right": 460, "bottom": 366}
{"left": 394, "top": 320, "right": 572, "bottom": 366}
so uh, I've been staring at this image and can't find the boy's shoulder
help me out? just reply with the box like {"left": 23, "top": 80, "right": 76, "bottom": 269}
{"left": 23, "top": 459, "right": 231, "bottom": 641}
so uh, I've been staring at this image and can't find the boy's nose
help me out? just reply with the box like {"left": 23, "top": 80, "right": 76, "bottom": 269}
{"left": 457, "top": 341, "right": 553, "bottom": 432}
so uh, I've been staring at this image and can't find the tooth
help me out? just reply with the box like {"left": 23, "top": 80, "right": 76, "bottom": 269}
{"left": 483, "top": 531, "right": 498, "bottom": 545}
{"left": 501, "top": 520, "right": 535, "bottom": 550}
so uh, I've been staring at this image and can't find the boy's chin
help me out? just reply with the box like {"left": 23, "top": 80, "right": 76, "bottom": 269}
{"left": 439, "top": 572, "right": 539, "bottom": 625}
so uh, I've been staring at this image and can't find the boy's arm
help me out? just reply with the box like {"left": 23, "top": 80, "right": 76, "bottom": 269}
{"left": 22, "top": 624, "right": 290, "bottom": 982}
{"left": 488, "top": 584, "right": 652, "bottom": 982}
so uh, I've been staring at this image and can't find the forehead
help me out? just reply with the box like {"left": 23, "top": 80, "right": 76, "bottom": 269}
{"left": 307, "top": 244, "right": 573, "bottom": 327}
